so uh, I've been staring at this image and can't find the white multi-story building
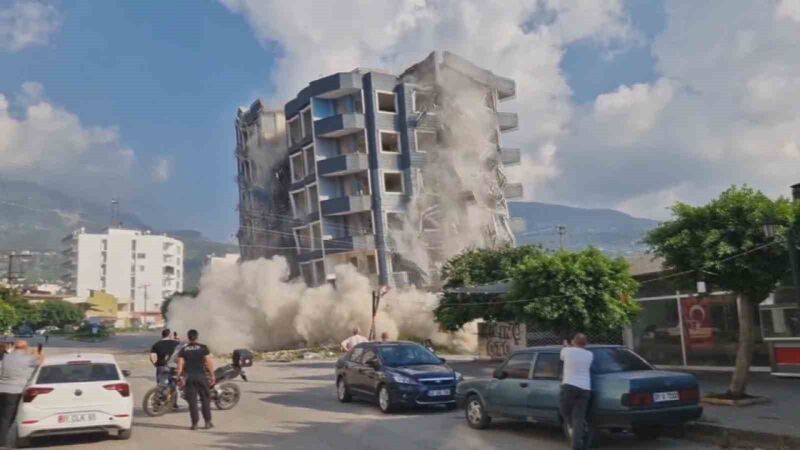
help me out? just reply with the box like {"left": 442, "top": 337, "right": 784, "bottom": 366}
{"left": 62, "top": 228, "right": 184, "bottom": 315}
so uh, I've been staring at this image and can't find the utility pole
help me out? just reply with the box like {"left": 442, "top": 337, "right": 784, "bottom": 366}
{"left": 556, "top": 225, "right": 567, "bottom": 251}
{"left": 5, "top": 253, "right": 31, "bottom": 288}
{"left": 138, "top": 283, "right": 151, "bottom": 326}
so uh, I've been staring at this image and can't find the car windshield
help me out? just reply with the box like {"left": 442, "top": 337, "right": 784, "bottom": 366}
{"left": 590, "top": 348, "right": 652, "bottom": 374}
{"left": 378, "top": 344, "right": 442, "bottom": 367}
{"left": 37, "top": 363, "right": 119, "bottom": 384}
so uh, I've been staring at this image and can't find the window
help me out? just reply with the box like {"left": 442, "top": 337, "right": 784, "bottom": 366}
{"left": 484, "top": 91, "right": 494, "bottom": 109}
{"left": 291, "top": 190, "right": 307, "bottom": 218}
{"left": 360, "top": 349, "right": 378, "bottom": 365}
{"left": 414, "top": 90, "right": 435, "bottom": 112}
{"left": 501, "top": 353, "right": 533, "bottom": 379}
{"left": 290, "top": 152, "right": 306, "bottom": 182}
{"left": 314, "top": 260, "right": 325, "bottom": 284}
{"left": 377, "top": 91, "right": 397, "bottom": 113}
{"left": 349, "top": 347, "right": 365, "bottom": 362}
{"left": 130, "top": 289, "right": 135, "bottom": 300}
{"left": 383, "top": 172, "right": 404, "bottom": 193}
{"left": 302, "top": 108, "right": 313, "bottom": 138}
{"left": 288, "top": 117, "right": 302, "bottom": 146}
{"left": 304, "top": 146, "right": 316, "bottom": 175}
{"left": 386, "top": 212, "right": 404, "bottom": 232}
{"left": 415, "top": 130, "right": 437, "bottom": 152}
{"left": 300, "top": 263, "right": 313, "bottom": 286}
{"left": 37, "top": 363, "right": 119, "bottom": 384}
{"left": 137, "top": 253, "right": 146, "bottom": 259}
{"left": 307, "top": 185, "right": 319, "bottom": 213}
{"left": 366, "top": 254, "right": 377, "bottom": 274}
{"left": 590, "top": 348, "right": 652, "bottom": 374}
{"left": 130, "top": 277, "right": 136, "bottom": 288}
{"left": 379, "top": 131, "right": 399, "bottom": 153}
{"left": 533, "top": 353, "right": 561, "bottom": 379}
{"left": 131, "top": 241, "right": 137, "bottom": 251}
{"left": 138, "top": 265, "right": 145, "bottom": 272}
{"left": 311, "top": 223, "right": 322, "bottom": 250}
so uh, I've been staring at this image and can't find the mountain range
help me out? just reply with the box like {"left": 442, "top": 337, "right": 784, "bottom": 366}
{"left": 0, "top": 180, "right": 237, "bottom": 289}
{"left": 0, "top": 180, "right": 660, "bottom": 288}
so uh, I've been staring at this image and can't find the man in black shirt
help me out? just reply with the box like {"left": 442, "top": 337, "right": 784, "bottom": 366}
{"left": 177, "top": 329, "right": 215, "bottom": 430}
{"left": 150, "top": 329, "right": 180, "bottom": 386}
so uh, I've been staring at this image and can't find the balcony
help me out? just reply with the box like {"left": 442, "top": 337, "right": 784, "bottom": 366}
{"left": 315, "top": 113, "right": 365, "bottom": 138}
{"left": 495, "top": 75, "right": 516, "bottom": 101}
{"left": 497, "top": 112, "right": 518, "bottom": 132}
{"left": 391, "top": 271, "right": 410, "bottom": 289}
{"left": 324, "top": 234, "right": 376, "bottom": 255}
{"left": 314, "top": 72, "right": 362, "bottom": 99}
{"left": 321, "top": 195, "right": 372, "bottom": 216}
{"left": 499, "top": 147, "right": 521, "bottom": 166}
{"left": 318, "top": 153, "right": 370, "bottom": 177}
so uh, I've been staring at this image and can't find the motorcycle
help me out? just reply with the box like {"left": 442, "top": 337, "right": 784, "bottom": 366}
{"left": 143, "top": 359, "right": 248, "bottom": 417}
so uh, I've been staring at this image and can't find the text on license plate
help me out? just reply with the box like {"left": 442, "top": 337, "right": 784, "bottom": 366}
{"left": 429, "top": 389, "right": 450, "bottom": 397}
{"left": 653, "top": 391, "right": 680, "bottom": 402}
{"left": 58, "top": 413, "right": 96, "bottom": 424}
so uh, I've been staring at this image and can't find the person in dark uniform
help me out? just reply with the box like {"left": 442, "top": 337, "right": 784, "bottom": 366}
{"left": 176, "top": 329, "right": 215, "bottom": 430}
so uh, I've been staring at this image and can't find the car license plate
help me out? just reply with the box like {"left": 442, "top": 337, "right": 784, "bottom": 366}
{"left": 429, "top": 389, "right": 450, "bottom": 397}
{"left": 653, "top": 391, "right": 679, "bottom": 402}
{"left": 58, "top": 413, "right": 96, "bottom": 424}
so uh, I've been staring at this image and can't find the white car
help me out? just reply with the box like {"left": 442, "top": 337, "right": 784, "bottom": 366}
{"left": 13, "top": 353, "right": 133, "bottom": 448}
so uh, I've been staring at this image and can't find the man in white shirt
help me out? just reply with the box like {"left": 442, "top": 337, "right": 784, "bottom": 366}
{"left": 560, "top": 333, "right": 593, "bottom": 450}
{"left": 340, "top": 327, "right": 368, "bottom": 352}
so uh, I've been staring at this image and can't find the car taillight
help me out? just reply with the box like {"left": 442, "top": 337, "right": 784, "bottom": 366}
{"left": 23, "top": 387, "right": 54, "bottom": 403}
{"left": 679, "top": 388, "right": 700, "bottom": 402}
{"left": 622, "top": 392, "right": 653, "bottom": 407}
{"left": 104, "top": 383, "right": 130, "bottom": 397}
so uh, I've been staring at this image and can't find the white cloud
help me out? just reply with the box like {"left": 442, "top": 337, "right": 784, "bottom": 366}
{"left": 0, "top": 82, "right": 136, "bottom": 196}
{"left": 0, "top": 0, "right": 60, "bottom": 51}
{"left": 152, "top": 157, "right": 172, "bottom": 183}
{"left": 223, "top": 0, "right": 800, "bottom": 219}
{"left": 220, "top": 0, "right": 633, "bottom": 204}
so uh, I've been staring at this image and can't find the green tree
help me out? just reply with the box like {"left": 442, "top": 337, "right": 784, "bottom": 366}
{"left": 507, "top": 248, "right": 640, "bottom": 337}
{"left": 644, "top": 186, "right": 795, "bottom": 397}
{"left": 0, "top": 288, "right": 41, "bottom": 327}
{"left": 0, "top": 302, "right": 19, "bottom": 334}
{"left": 436, "top": 246, "right": 544, "bottom": 330}
{"left": 435, "top": 246, "right": 639, "bottom": 337}
{"left": 37, "top": 300, "right": 84, "bottom": 329}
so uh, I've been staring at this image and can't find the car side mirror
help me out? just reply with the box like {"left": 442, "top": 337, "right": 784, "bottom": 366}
{"left": 122, "top": 369, "right": 131, "bottom": 377}
{"left": 493, "top": 368, "right": 507, "bottom": 380}
{"left": 439, "top": 357, "right": 447, "bottom": 364}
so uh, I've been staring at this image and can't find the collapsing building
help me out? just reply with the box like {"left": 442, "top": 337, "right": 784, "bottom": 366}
{"left": 235, "top": 51, "right": 521, "bottom": 289}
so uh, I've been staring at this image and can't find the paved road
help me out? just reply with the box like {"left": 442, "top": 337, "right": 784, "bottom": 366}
{"left": 24, "top": 336, "right": 719, "bottom": 450}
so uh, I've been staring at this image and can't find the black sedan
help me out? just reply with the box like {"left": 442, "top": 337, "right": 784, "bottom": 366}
{"left": 335, "top": 341, "right": 463, "bottom": 413}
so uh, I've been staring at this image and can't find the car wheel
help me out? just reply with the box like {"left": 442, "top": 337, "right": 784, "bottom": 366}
{"left": 336, "top": 377, "right": 352, "bottom": 403}
{"left": 465, "top": 395, "right": 491, "bottom": 429}
{"left": 117, "top": 428, "right": 133, "bottom": 440}
{"left": 632, "top": 425, "right": 662, "bottom": 441}
{"left": 377, "top": 385, "right": 395, "bottom": 413}
{"left": 563, "top": 417, "right": 594, "bottom": 449}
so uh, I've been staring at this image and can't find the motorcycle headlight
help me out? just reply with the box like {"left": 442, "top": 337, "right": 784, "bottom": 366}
{"left": 390, "top": 373, "right": 417, "bottom": 385}
{"left": 454, "top": 372, "right": 464, "bottom": 382}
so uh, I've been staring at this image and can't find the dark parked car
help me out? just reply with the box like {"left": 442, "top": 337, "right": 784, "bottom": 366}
{"left": 335, "top": 341, "right": 463, "bottom": 413}
{"left": 455, "top": 345, "right": 702, "bottom": 446}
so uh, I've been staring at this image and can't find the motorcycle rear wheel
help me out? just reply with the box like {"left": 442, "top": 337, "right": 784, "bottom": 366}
{"left": 214, "top": 383, "right": 240, "bottom": 410}
{"left": 143, "top": 386, "right": 172, "bottom": 417}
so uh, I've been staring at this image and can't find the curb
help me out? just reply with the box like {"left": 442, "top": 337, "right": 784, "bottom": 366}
{"left": 681, "top": 422, "right": 800, "bottom": 450}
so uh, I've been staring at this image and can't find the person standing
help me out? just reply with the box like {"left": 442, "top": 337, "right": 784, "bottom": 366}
{"left": 0, "top": 341, "right": 39, "bottom": 446}
{"left": 176, "top": 329, "right": 215, "bottom": 430}
{"left": 340, "top": 327, "right": 368, "bottom": 352}
{"left": 560, "top": 333, "right": 594, "bottom": 450}
{"left": 150, "top": 329, "right": 180, "bottom": 387}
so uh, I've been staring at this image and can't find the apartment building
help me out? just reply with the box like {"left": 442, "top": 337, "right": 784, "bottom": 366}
{"left": 62, "top": 228, "right": 184, "bottom": 316}
{"left": 235, "top": 51, "right": 521, "bottom": 288}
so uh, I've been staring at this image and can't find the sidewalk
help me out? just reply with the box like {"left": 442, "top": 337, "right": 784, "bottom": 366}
{"left": 685, "top": 372, "right": 800, "bottom": 449}
{"left": 696, "top": 372, "right": 799, "bottom": 437}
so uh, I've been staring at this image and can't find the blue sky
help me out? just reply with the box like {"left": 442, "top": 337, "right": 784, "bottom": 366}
{"left": 3, "top": 0, "right": 797, "bottom": 242}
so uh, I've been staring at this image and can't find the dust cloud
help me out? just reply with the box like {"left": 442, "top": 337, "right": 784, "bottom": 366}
{"left": 167, "top": 257, "right": 477, "bottom": 353}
